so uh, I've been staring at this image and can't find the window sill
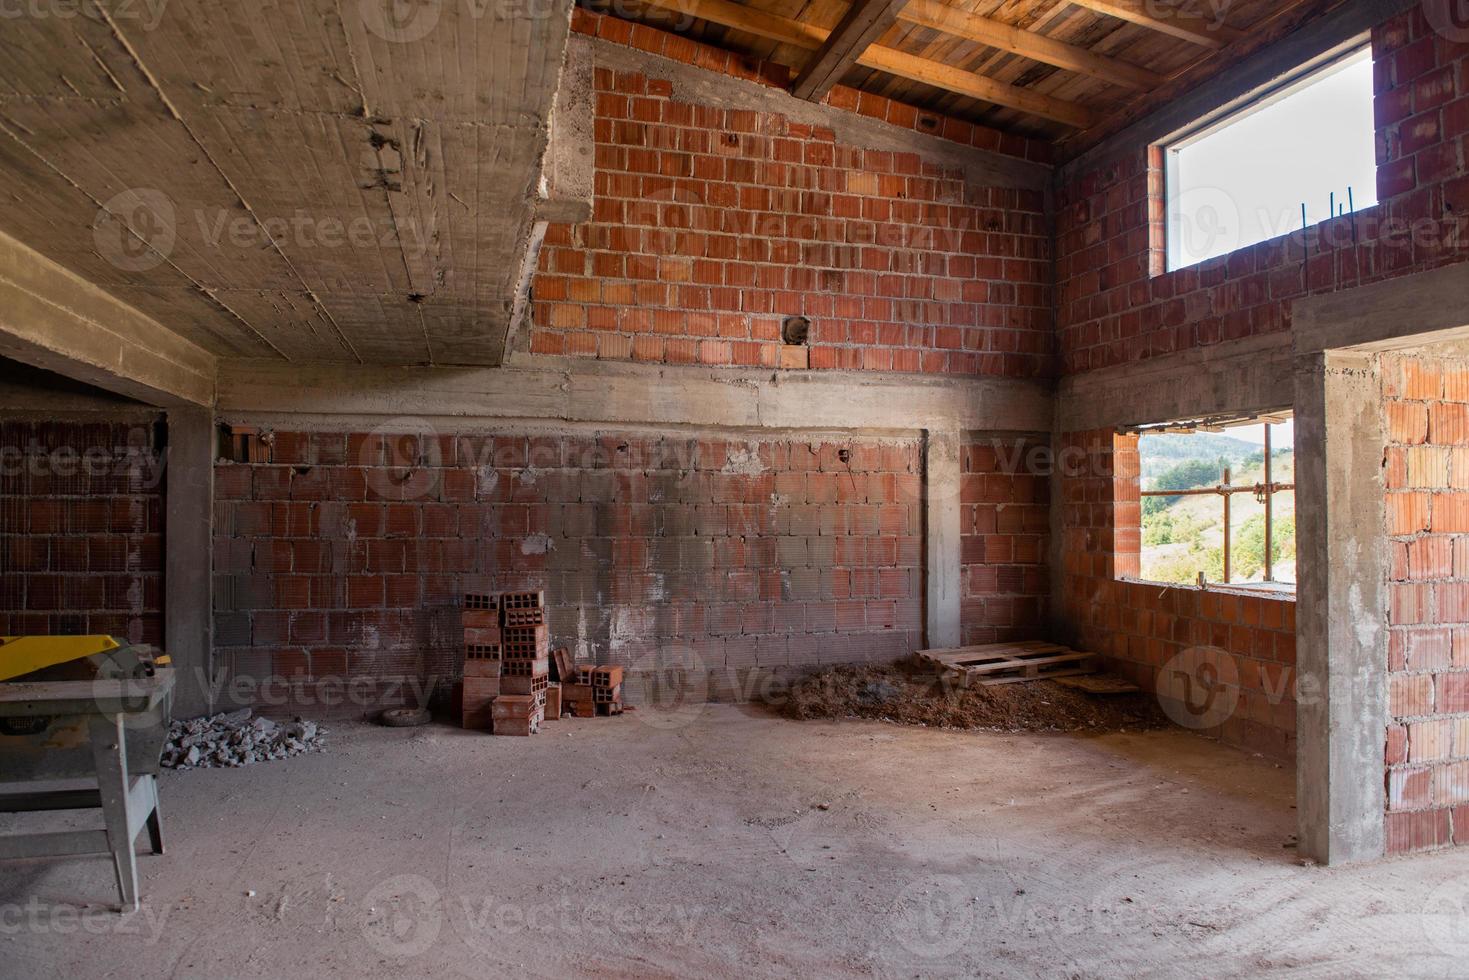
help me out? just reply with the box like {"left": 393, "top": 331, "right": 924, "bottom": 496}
{"left": 1117, "top": 577, "right": 1295, "bottom": 600}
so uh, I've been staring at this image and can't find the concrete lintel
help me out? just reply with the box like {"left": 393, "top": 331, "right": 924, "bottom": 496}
{"left": 163, "top": 406, "right": 216, "bottom": 721}
{"left": 216, "top": 357, "right": 1054, "bottom": 434}
{"left": 1295, "top": 262, "right": 1469, "bottom": 355}
{"left": 923, "top": 428, "right": 962, "bottom": 650}
{"left": 0, "top": 231, "right": 215, "bottom": 408}
{"left": 1293, "top": 349, "right": 1387, "bottom": 865}
{"left": 1056, "top": 333, "right": 1293, "bottom": 432}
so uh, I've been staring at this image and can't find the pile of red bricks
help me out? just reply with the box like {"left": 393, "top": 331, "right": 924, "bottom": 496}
{"left": 458, "top": 590, "right": 624, "bottom": 735}
{"left": 563, "top": 664, "right": 624, "bottom": 718}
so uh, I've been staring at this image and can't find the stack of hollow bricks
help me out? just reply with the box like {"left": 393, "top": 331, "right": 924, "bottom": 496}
{"left": 0, "top": 418, "right": 163, "bottom": 645}
{"left": 564, "top": 664, "right": 624, "bottom": 718}
{"left": 532, "top": 9, "right": 1052, "bottom": 377}
{"left": 1056, "top": 430, "right": 1297, "bottom": 761}
{"left": 1383, "top": 353, "right": 1469, "bottom": 852}
{"left": 461, "top": 589, "right": 550, "bottom": 735}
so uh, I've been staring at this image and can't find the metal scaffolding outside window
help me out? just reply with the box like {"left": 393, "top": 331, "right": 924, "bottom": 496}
{"left": 1132, "top": 413, "right": 1296, "bottom": 588}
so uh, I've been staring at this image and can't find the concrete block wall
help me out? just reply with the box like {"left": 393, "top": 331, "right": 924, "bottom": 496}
{"left": 530, "top": 9, "right": 1053, "bottom": 377}
{"left": 1054, "top": 429, "right": 1296, "bottom": 760}
{"left": 212, "top": 426, "right": 977, "bottom": 712}
{"left": 1381, "top": 351, "right": 1469, "bottom": 853}
{"left": 0, "top": 417, "right": 164, "bottom": 645}
{"left": 1055, "top": 7, "right": 1469, "bottom": 375}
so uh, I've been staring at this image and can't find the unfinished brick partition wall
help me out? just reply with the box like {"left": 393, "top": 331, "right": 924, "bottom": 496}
{"left": 1054, "top": 429, "right": 1296, "bottom": 760}
{"left": 530, "top": 10, "right": 1053, "bottom": 377}
{"left": 1052, "top": 7, "right": 1469, "bottom": 769}
{"left": 0, "top": 416, "right": 165, "bottom": 646}
{"left": 961, "top": 434, "right": 1049, "bottom": 647}
{"left": 213, "top": 429, "right": 960, "bottom": 709}
{"left": 1381, "top": 350, "right": 1469, "bottom": 853}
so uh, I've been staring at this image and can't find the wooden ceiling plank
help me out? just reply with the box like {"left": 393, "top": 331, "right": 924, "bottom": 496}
{"left": 792, "top": 0, "right": 914, "bottom": 101}
{"left": 857, "top": 45, "right": 1091, "bottom": 126}
{"left": 1068, "top": 0, "right": 1242, "bottom": 49}
{"left": 636, "top": 0, "right": 1093, "bottom": 127}
{"left": 899, "top": 0, "right": 1162, "bottom": 90}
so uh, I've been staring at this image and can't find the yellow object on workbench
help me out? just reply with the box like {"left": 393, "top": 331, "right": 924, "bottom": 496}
{"left": 0, "top": 635, "right": 121, "bottom": 682}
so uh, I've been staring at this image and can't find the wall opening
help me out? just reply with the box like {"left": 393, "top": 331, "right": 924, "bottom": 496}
{"left": 1161, "top": 45, "right": 1377, "bottom": 271}
{"left": 1118, "top": 414, "right": 1296, "bottom": 592}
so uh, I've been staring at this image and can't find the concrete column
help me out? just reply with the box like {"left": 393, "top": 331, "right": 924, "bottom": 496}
{"left": 164, "top": 406, "right": 216, "bottom": 720}
{"left": 1294, "top": 350, "right": 1387, "bottom": 865}
{"left": 923, "top": 428, "right": 962, "bottom": 650}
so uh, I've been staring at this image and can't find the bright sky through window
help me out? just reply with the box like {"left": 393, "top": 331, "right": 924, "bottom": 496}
{"left": 1166, "top": 48, "right": 1378, "bottom": 270}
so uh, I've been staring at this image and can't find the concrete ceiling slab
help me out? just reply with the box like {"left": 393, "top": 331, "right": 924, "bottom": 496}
{"left": 0, "top": 0, "right": 573, "bottom": 367}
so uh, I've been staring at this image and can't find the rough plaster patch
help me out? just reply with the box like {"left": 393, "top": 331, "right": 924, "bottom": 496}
{"left": 722, "top": 445, "right": 765, "bottom": 476}
{"left": 521, "top": 533, "right": 552, "bottom": 555}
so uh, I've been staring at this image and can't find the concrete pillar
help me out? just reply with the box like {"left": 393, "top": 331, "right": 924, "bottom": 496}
{"left": 164, "top": 406, "right": 216, "bottom": 720}
{"left": 924, "top": 428, "right": 962, "bottom": 650}
{"left": 1294, "top": 350, "right": 1387, "bottom": 865}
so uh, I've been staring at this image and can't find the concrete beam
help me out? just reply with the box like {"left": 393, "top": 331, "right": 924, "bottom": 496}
{"left": 923, "top": 428, "right": 962, "bottom": 649}
{"left": 215, "top": 357, "right": 1054, "bottom": 435}
{"left": 1293, "top": 350, "right": 1387, "bottom": 865}
{"left": 1056, "top": 333, "right": 1293, "bottom": 432}
{"left": 164, "top": 406, "right": 216, "bottom": 721}
{"left": 0, "top": 230, "right": 215, "bottom": 408}
{"left": 1294, "top": 262, "right": 1469, "bottom": 355}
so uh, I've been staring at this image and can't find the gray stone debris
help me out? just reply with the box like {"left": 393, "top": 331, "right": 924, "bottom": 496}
{"left": 162, "top": 708, "right": 325, "bottom": 769}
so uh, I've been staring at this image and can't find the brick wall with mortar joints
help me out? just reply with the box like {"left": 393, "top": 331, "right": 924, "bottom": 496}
{"left": 960, "top": 434, "right": 1050, "bottom": 646}
{"left": 0, "top": 416, "right": 164, "bottom": 645}
{"left": 1056, "top": 8, "right": 1469, "bottom": 376}
{"left": 529, "top": 9, "right": 1053, "bottom": 378}
{"left": 1053, "top": 429, "right": 1297, "bottom": 761}
{"left": 209, "top": 426, "right": 1067, "bottom": 709}
{"left": 1380, "top": 352, "right": 1469, "bottom": 853}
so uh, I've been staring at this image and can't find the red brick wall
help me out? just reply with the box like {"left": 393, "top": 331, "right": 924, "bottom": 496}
{"left": 961, "top": 434, "right": 1049, "bottom": 646}
{"left": 1055, "top": 429, "right": 1297, "bottom": 760}
{"left": 0, "top": 417, "right": 164, "bottom": 645}
{"left": 212, "top": 426, "right": 957, "bottom": 710}
{"left": 1382, "top": 352, "right": 1469, "bottom": 853}
{"left": 530, "top": 10, "right": 1053, "bottom": 377}
{"left": 1056, "top": 8, "right": 1469, "bottom": 375}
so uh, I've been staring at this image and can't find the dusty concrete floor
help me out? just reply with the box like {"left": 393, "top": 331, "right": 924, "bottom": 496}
{"left": 1, "top": 704, "right": 1465, "bottom": 978}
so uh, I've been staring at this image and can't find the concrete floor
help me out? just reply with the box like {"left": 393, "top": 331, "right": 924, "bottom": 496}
{"left": 2, "top": 705, "right": 1465, "bottom": 979}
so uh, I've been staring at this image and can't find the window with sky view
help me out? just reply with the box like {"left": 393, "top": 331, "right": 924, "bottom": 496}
{"left": 1166, "top": 47, "right": 1378, "bottom": 270}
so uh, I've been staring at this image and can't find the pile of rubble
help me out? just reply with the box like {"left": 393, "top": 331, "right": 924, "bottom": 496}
{"left": 162, "top": 708, "right": 326, "bottom": 769}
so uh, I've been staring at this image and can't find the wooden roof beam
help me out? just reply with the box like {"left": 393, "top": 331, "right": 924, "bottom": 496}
{"left": 635, "top": 0, "right": 1095, "bottom": 128}
{"left": 792, "top": 0, "right": 913, "bottom": 102}
{"left": 1069, "top": 0, "right": 1243, "bottom": 49}
{"left": 899, "top": 0, "right": 1164, "bottom": 91}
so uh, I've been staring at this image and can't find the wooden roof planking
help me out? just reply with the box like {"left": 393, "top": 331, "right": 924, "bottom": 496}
{"left": 591, "top": 0, "right": 1338, "bottom": 143}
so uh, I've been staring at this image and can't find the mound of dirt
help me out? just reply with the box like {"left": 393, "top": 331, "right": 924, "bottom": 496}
{"left": 781, "top": 662, "right": 1170, "bottom": 734}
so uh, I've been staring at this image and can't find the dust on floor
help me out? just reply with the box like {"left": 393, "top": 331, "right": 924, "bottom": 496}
{"left": 1, "top": 704, "right": 1463, "bottom": 979}
{"left": 782, "top": 662, "right": 1170, "bottom": 733}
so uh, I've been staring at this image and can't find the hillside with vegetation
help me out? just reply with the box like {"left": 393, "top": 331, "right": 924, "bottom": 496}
{"left": 1138, "top": 432, "right": 1296, "bottom": 587}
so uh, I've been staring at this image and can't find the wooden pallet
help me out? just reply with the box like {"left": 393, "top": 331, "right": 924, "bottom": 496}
{"left": 914, "top": 640, "right": 1097, "bottom": 686}
{"left": 1053, "top": 674, "right": 1140, "bottom": 695}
